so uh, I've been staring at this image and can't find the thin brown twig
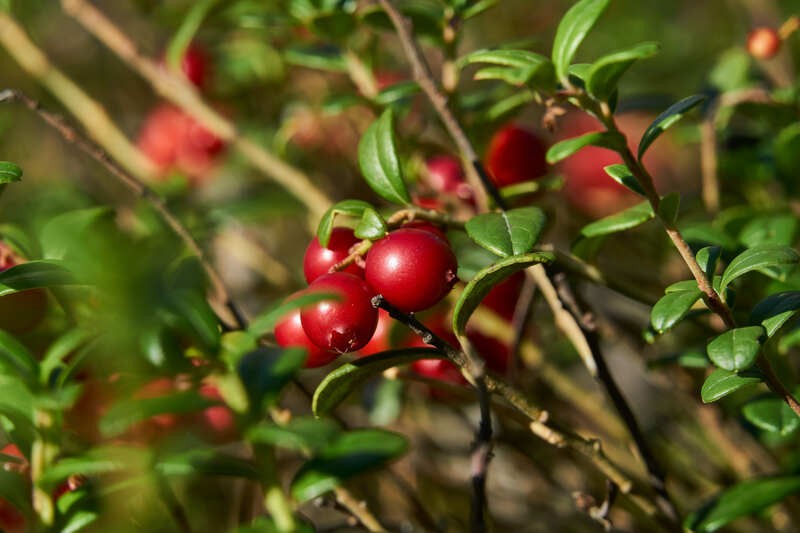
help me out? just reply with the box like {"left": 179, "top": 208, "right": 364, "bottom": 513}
{"left": 60, "top": 0, "right": 332, "bottom": 227}
{"left": 0, "top": 89, "right": 247, "bottom": 330}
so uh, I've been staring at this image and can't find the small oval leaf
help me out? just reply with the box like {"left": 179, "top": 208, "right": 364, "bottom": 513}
{"left": 603, "top": 164, "right": 645, "bottom": 195}
{"left": 638, "top": 94, "right": 706, "bottom": 160}
{"left": 750, "top": 291, "right": 800, "bottom": 338}
{"left": 552, "top": 0, "right": 610, "bottom": 83}
{"left": 465, "top": 207, "right": 547, "bottom": 258}
{"left": 313, "top": 348, "right": 444, "bottom": 417}
{"left": 580, "top": 201, "right": 654, "bottom": 238}
{"left": 650, "top": 289, "right": 702, "bottom": 334}
{"left": 742, "top": 395, "right": 800, "bottom": 435}
{"left": 0, "top": 162, "right": 22, "bottom": 184}
{"left": 546, "top": 131, "right": 622, "bottom": 164}
{"left": 0, "top": 260, "right": 77, "bottom": 296}
{"left": 358, "top": 110, "right": 410, "bottom": 206}
{"left": 587, "top": 41, "right": 659, "bottom": 100}
{"left": 720, "top": 245, "right": 800, "bottom": 294}
{"left": 317, "top": 200, "right": 373, "bottom": 247}
{"left": 706, "top": 326, "right": 765, "bottom": 372}
{"left": 701, "top": 368, "right": 762, "bottom": 403}
{"left": 247, "top": 417, "right": 341, "bottom": 453}
{"left": 452, "top": 252, "right": 553, "bottom": 336}
{"left": 354, "top": 208, "right": 387, "bottom": 240}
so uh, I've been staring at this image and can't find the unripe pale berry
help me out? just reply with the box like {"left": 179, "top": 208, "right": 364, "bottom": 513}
{"left": 303, "top": 227, "right": 362, "bottom": 283}
{"left": 486, "top": 124, "right": 548, "bottom": 187}
{"left": 746, "top": 27, "right": 781, "bottom": 59}
{"left": 365, "top": 228, "right": 458, "bottom": 313}
{"left": 300, "top": 272, "right": 378, "bottom": 353}
{"left": 274, "top": 307, "right": 339, "bottom": 368}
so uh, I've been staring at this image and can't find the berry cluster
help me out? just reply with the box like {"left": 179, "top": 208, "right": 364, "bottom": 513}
{"left": 137, "top": 44, "right": 225, "bottom": 183}
{"left": 275, "top": 225, "right": 458, "bottom": 368}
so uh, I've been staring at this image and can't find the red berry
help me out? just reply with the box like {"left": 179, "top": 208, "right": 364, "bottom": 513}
{"left": 467, "top": 330, "right": 511, "bottom": 375}
{"left": 486, "top": 124, "right": 548, "bottom": 187}
{"left": 358, "top": 309, "right": 393, "bottom": 357}
{"left": 425, "top": 155, "right": 474, "bottom": 202}
{"left": 180, "top": 44, "right": 210, "bottom": 89}
{"left": 303, "top": 227, "right": 362, "bottom": 283}
{"left": 365, "top": 229, "right": 458, "bottom": 313}
{"left": 300, "top": 272, "right": 378, "bottom": 354}
{"left": 0, "top": 498, "right": 24, "bottom": 533}
{"left": 402, "top": 220, "right": 449, "bottom": 243}
{"left": 410, "top": 358, "right": 463, "bottom": 384}
{"left": 198, "top": 384, "right": 236, "bottom": 441}
{"left": 747, "top": 27, "right": 782, "bottom": 59}
{"left": 481, "top": 271, "right": 525, "bottom": 321}
{"left": 274, "top": 307, "right": 339, "bottom": 368}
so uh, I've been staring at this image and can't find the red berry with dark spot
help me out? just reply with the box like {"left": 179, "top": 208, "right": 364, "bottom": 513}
{"left": 300, "top": 273, "right": 378, "bottom": 354}
{"left": 275, "top": 307, "right": 339, "bottom": 368}
{"left": 486, "top": 124, "right": 548, "bottom": 187}
{"left": 365, "top": 229, "right": 458, "bottom": 313}
{"left": 747, "top": 27, "right": 782, "bottom": 59}
{"left": 303, "top": 227, "right": 362, "bottom": 283}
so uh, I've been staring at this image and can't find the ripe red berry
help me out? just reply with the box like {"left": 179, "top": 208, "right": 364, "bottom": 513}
{"left": 746, "top": 27, "right": 782, "bottom": 59}
{"left": 198, "top": 384, "right": 236, "bottom": 441}
{"left": 274, "top": 307, "right": 339, "bottom": 368}
{"left": 303, "top": 227, "right": 362, "bottom": 283}
{"left": 402, "top": 220, "right": 449, "bottom": 243}
{"left": 180, "top": 44, "right": 210, "bottom": 89}
{"left": 365, "top": 229, "right": 458, "bottom": 313}
{"left": 425, "top": 155, "right": 474, "bottom": 202}
{"left": 300, "top": 273, "right": 378, "bottom": 353}
{"left": 467, "top": 330, "right": 511, "bottom": 375}
{"left": 486, "top": 124, "right": 548, "bottom": 187}
{"left": 358, "top": 309, "right": 393, "bottom": 356}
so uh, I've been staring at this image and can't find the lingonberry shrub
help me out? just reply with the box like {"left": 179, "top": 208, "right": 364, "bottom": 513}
{"left": 365, "top": 228, "right": 458, "bottom": 313}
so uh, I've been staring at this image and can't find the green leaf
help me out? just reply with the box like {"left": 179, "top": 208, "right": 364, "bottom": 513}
{"left": 551, "top": 0, "right": 610, "bottom": 83}
{"left": 248, "top": 292, "right": 339, "bottom": 339}
{"left": 167, "top": 289, "right": 221, "bottom": 351}
{"left": 750, "top": 292, "right": 800, "bottom": 337}
{"left": 742, "top": 395, "right": 800, "bottom": 435}
{"left": 316, "top": 200, "right": 373, "bottom": 247}
{"left": 156, "top": 450, "right": 260, "bottom": 480}
{"left": 239, "top": 347, "right": 306, "bottom": 415}
{"left": 313, "top": 348, "right": 443, "bottom": 417}
{"left": 546, "top": 131, "right": 622, "bottom": 164}
{"left": 706, "top": 326, "right": 766, "bottom": 372}
{"left": 99, "top": 391, "right": 216, "bottom": 437}
{"left": 354, "top": 208, "right": 387, "bottom": 240}
{"left": 284, "top": 45, "right": 347, "bottom": 71}
{"left": 464, "top": 207, "right": 547, "bottom": 258}
{"left": 165, "top": 0, "right": 216, "bottom": 71}
{"left": 464, "top": 49, "right": 555, "bottom": 90}
{"left": 449, "top": 230, "right": 499, "bottom": 281}
{"left": 0, "top": 162, "right": 22, "bottom": 184}
{"left": 587, "top": 42, "right": 659, "bottom": 100}
{"left": 580, "top": 201, "right": 654, "bottom": 238}
{"left": 0, "top": 469, "right": 32, "bottom": 516}
{"left": 739, "top": 213, "right": 797, "bottom": 248}
{"left": 701, "top": 368, "right": 762, "bottom": 403}
{"left": 720, "top": 245, "right": 800, "bottom": 293}
{"left": 603, "top": 164, "right": 645, "bottom": 195}
{"left": 452, "top": 253, "right": 553, "bottom": 337}
{"left": 374, "top": 81, "right": 420, "bottom": 106}
{"left": 664, "top": 279, "right": 699, "bottom": 293}
{"left": 291, "top": 429, "right": 408, "bottom": 501}
{"left": 657, "top": 192, "right": 680, "bottom": 225}
{"left": 39, "top": 446, "right": 150, "bottom": 490}
{"left": 358, "top": 109, "right": 410, "bottom": 206}
{"left": 40, "top": 329, "right": 96, "bottom": 384}
{"left": 685, "top": 476, "right": 800, "bottom": 532}
{"left": 0, "top": 260, "right": 76, "bottom": 296}
{"left": 39, "top": 207, "right": 113, "bottom": 260}
{"left": 638, "top": 94, "right": 705, "bottom": 160}
{"left": 459, "top": 0, "right": 498, "bottom": 20}
{"left": 0, "top": 330, "right": 38, "bottom": 384}
{"left": 247, "top": 417, "right": 340, "bottom": 453}
{"left": 650, "top": 289, "right": 702, "bottom": 334}
{"left": 696, "top": 246, "right": 722, "bottom": 281}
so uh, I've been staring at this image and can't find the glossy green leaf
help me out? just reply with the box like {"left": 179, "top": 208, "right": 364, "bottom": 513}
{"left": 354, "top": 208, "right": 387, "bottom": 240}
{"left": 449, "top": 230, "right": 499, "bottom": 281}
{"left": 99, "top": 391, "right": 216, "bottom": 437}
{"left": 546, "top": 131, "right": 623, "bottom": 164}
{"left": 580, "top": 201, "right": 654, "bottom": 238}
{"left": 374, "top": 81, "right": 420, "bottom": 106}
{"left": 464, "top": 207, "right": 547, "bottom": 258}
{"left": 453, "top": 253, "right": 553, "bottom": 336}
{"left": 248, "top": 291, "right": 339, "bottom": 339}
{"left": 603, "top": 164, "right": 645, "bottom": 195}
{"left": 552, "top": 0, "right": 610, "bottom": 83}
{"left": 0, "top": 260, "right": 76, "bottom": 296}
{"left": 587, "top": 42, "right": 659, "bottom": 100}
{"left": 696, "top": 246, "right": 722, "bottom": 281}
{"left": 40, "top": 207, "right": 113, "bottom": 260}
{"left": 168, "top": 289, "right": 221, "bottom": 351}
{"left": 0, "top": 330, "right": 38, "bottom": 384}
{"left": 284, "top": 45, "right": 347, "bottom": 71}
{"left": 750, "top": 291, "right": 800, "bottom": 337}
{"left": 739, "top": 213, "right": 797, "bottom": 248}
{"left": 247, "top": 417, "right": 340, "bottom": 453}
{"left": 686, "top": 476, "right": 800, "bottom": 532}
{"left": 316, "top": 200, "right": 373, "bottom": 247}
{"left": 720, "top": 245, "right": 800, "bottom": 293}
{"left": 658, "top": 192, "right": 681, "bottom": 225}
{"left": 460, "top": 0, "right": 498, "bottom": 20}
{"left": 742, "top": 395, "right": 800, "bottom": 435}
{"left": 291, "top": 429, "right": 408, "bottom": 501}
{"left": 701, "top": 368, "right": 762, "bottom": 403}
{"left": 464, "top": 49, "right": 555, "bottom": 90}
{"left": 39, "top": 446, "right": 150, "bottom": 490}
{"left": 165, "top": 0, "right": 215, "bottom": 72}
{"left": 638, "top": 94, "right": 706, "bottom": 160}
{"left": 313, "top": 348, "right": 443, "bottom": 417}
{"left": 0, "top": 161, "right": 22, "bottom": 184}
{"left": 156, "top": 450, "right": 260, "bottom": 480}
{"left": 239, "top": 347, "right": 306, "bottom": 415}
{"left": 358, "top": 109, "right": 410, "bottom": 206}
{"left": 650, "top": 289, "right": 702, "bottom": 334}
{"left": 706, "top": 326, "right": 765, "bottom": 372}
{"left": 664, "top": 279, "right": 699, "bottom": 293}
{"left": 0, "top": 469, "right": 32, "bottom": 516}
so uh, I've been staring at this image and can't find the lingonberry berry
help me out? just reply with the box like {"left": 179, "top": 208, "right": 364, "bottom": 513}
{"left": 425, "top": 155, "right": 474, "bottom": 202}
{"left": 180, "top": 44, "right": 210, "bottom": 89}
{"left": 300, "top": 272, "right": 378, "bottom": 353}
{"left": 402, "top": 220, "right": 449, "bottom": 243}
{"left": 365, "top": 229, "right": 458, "bottom": 313}
{"left": 274, "top": 307, "right": 339, "bottom": 368}
{"left": 486, "top": 124, "right": 548, "bottom": 187}
{"left": 303, "top": 227, "right": 362, "bottom": 283}
{"left": 746, "top": 27, "right": 782, "bottom": 59}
